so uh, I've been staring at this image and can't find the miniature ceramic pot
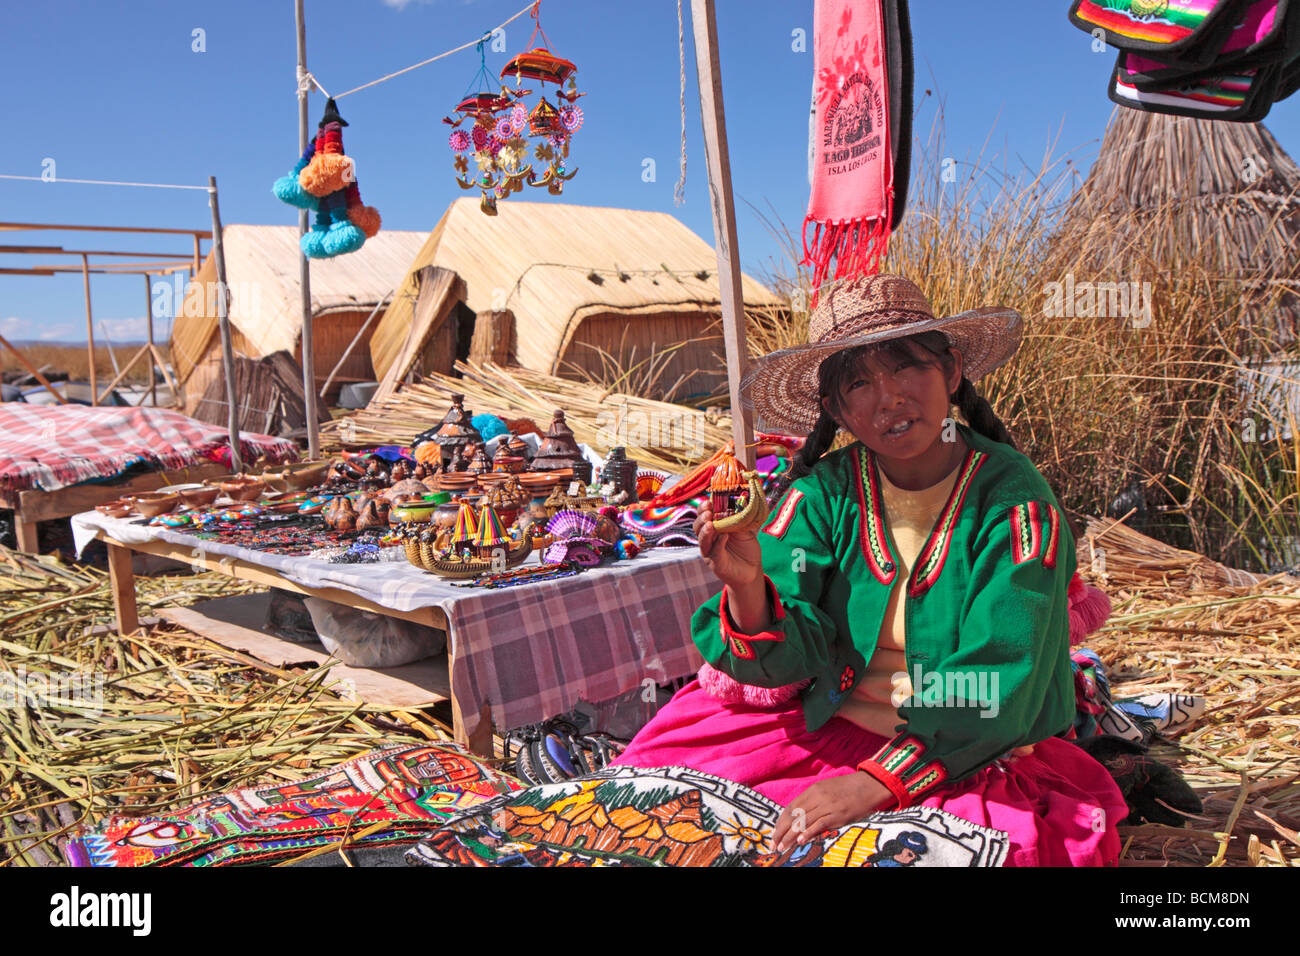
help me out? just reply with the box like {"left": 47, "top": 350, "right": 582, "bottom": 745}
{"left": 279, "top": 460, "right": 331, "bottom": 491}
{"left": 438, "top": 473, "right": 476, "bottom": 493}
{"left": 129, "top": 492, "right": 181, "bottom": 518}
{"left": 178, "top": 485, "right": 221, "bottom": 508}
{"left": 95, "top": 499, "right": 134, "bottom": 519}
{"left": 220, "top": 478, "right": 265, "bottom": 502}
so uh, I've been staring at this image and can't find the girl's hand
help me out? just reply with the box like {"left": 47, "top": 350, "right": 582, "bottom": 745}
{"left": 771, "top": 772, "right": 892, "bottom": 854}
{"left": 694, "top": 502, "right": 763, "bottom": 590}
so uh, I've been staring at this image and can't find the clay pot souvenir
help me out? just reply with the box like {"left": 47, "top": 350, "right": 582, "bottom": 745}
{"left": 95, "top": 499, "right": 133, "bottom": 519}
{"left": 356, "top": 497, "right": 388, "bottom": 531}
{"left": 390, "top": 460, "right": 411, "bottom": 483}
{"left": 476, "top": 472, "right": 510, "bottom": 491}
{"left": 422, "top": 476, "right": 442, "bottom": 493}
{"left": 438, "top": 472, "right": 476, "bottom": 494}
{"left": 517, "top": 472, "right": 560, "bottom": 497}
{"left": 324, "top": 496, "right": 357, "bottom": 531}
{"left": 178, "top": 485, "right": 221, "bottom": 509}
{"left": 532, "top": 410, "right": 593, "bottom": 483}
{"left": 390, "top": 495, "right": 439, "bottom": 525}
{"left": 128, "top": 492, "right": 181, "bottom": 518}
{"left": 593, "top": 513, "right": 621, "bottom": 544}
{"left": 384, "top": 478, "right": 429, "bottom": 502}
{"left": 505, "top": 432, "right": 530, "bottom": 459}
{"left": 602, "top": 447, "right": 639, "bottom": 502}
{"left": 279, "top": 460, "right": 332, "bottom": 491}
{"left": 412, "top": 462, "right": 429, "bottom": 481}
{"left": 220, "top": 477, "right": 266, "bottom": 502}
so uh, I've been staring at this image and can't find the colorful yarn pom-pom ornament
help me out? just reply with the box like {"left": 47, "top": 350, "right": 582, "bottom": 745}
{"left": 272, "top": 97, "right": 381, "bottom": 259}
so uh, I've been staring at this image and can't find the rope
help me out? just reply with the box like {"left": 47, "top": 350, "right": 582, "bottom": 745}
{"left": 326, "top": 1, "right": 538, "bottom": 101}
{"left": 673, "top": 0, "right": 687, "bottom": 206}
{"left": 0, "top": 173, "right": 209, "bottom": 191}
{"left": 298, "top": 67, "right": 330, "bottom": 101}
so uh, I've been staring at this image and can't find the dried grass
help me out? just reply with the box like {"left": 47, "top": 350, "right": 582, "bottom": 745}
{"left": 1, "top": 343, "right": 169, "bottom": 387}
{"left": 322, "top": 360, "right": 733, "bottom": 472}
{"left": 1077, "top": 519, "right": 1300, "bottom": 867}
{"left": 0, "top": 546, "right": 442, "bottom": 867}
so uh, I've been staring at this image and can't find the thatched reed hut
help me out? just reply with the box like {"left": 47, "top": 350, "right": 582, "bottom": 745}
{"left": 169, "top": 225, "right": 428, "bottom": 411}
{"left": 367, "top": 198, "right": 781, "bottom": 403}
{"left": 1046, "top": 108, "right": 1300, "bottom": 355}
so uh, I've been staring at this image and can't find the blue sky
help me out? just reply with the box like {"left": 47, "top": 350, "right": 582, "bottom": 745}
{"left": 1, "top": 0, "right": 1296, "bottom": 343}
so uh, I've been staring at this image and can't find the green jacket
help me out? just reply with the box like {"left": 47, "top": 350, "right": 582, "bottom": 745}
{"left": 692, "top": 423, "right": 1076, "bottom": 807}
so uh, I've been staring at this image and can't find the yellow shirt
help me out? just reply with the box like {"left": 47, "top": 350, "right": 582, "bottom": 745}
{"left": 836, "top": 462, "right": 961, "bottom": 737}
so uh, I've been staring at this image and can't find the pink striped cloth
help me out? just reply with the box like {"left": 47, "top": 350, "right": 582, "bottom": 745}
{"left": 0, "top": 404, "right": 297, "bottom": 492}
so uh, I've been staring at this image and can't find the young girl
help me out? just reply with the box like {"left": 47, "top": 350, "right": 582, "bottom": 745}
{"left": 611, "top": 273, "right": 1129, "bottom": 867}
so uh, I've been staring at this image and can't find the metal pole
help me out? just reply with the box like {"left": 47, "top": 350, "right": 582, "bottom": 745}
{"left": 81, "top": 253, "right": 97, "bottom": 405}
{"left": 689, "top": 0, "right": 755, "bottom": 468}
{"left": 208, "top": 176, "right": 243, "bottom": 473}
{"left": 296, "top": 0, "right": 320, "bottom": 458}
{"left": 144, "top": 272, "right": 157, "bottom": 406}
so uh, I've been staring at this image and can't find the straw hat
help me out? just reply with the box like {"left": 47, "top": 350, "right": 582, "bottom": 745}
{"left": 741, "top": 273, "right": 1023, "bottom": 435}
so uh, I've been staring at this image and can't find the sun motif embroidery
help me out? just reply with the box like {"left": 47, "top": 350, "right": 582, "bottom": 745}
{"left": 718, "top": 814, "right": 769, "bottom": 853}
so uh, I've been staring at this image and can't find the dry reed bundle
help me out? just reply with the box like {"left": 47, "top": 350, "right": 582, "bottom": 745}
{"left": 1067, "top": 519, "right": 1300, "bottom": 866}
{"left": 1082, "top": 516, "right": 1300, "bottom": 592}
{"left": 322, "top": 361, "right": 732, "bottom": 472}
{"left": 0, "top": 546, "right": 439, "bottom": 867}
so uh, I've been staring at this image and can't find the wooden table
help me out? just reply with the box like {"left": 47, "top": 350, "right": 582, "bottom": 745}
{"left": 2, "top": 463, "right": 229, "bottom": 554}
{"left": 95, "top": 530, "right": 494, "bottom": 757}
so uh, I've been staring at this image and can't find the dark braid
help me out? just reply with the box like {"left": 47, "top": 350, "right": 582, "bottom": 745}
{"left": 951, "top": 376, "right": 1017, "bottom": 450}
{"left": 766, "top": 409, "right": 839, "bottom": 506}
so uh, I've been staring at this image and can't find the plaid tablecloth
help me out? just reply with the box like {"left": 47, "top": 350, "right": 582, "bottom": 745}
{"left": 0, "top": 405, "right": 296, "bottom": 492}
{"left": 72, "top": 511, "right": 715, "bottom": 738}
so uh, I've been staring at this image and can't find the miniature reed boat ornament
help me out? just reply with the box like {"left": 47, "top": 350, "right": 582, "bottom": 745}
{"left": 408, "top": 500, "right": 535, "bottom": 579}
{"left": 708, "top": 454, "right": 769, "bottom": 535}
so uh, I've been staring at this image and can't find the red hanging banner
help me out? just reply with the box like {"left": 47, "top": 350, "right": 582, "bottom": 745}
{"left": 803, "top": 0, "right": 895, "bottom": 299}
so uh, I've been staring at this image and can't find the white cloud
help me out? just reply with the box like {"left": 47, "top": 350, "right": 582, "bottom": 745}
{"left": 0, "top": 316, "right": 22, "bottom": 337}
{"left": 98, "top": 317, "right": 150, "bottom": 341}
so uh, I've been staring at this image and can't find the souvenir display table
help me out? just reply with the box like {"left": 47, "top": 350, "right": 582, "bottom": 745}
{"left": 2, "top": 462, "right": 230, "bottom": 553}
{"left": 71, "top": 509, "right": 715, "bottom": 757}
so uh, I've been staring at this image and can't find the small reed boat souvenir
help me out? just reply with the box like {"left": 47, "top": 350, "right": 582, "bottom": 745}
{"left": 708, "top": 454, "right": 769, "bottom": 534}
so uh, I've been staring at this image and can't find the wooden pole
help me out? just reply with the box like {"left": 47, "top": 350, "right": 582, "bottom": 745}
{"left": 192, "top": 234, "right": 202, "bottom": 273}
{"left": 96, "top": 345, "right": 149, "bottom": 403}
{"left": 690, "top": 0, "right": 755, "bottom": 469}
{"left": 0, "top": 333, "right": 68, "bottom": 403}
{"left": 81, "top": 253, "right": 97, "bottom": 406}
{"left": 208, "top": 176, "right": 243, "bottom": 473}
{"left": 144, "top": 272, "right": 157, "bottom": 406}
{"left": 296, "top": 0, "right": 320, "bottom": 458}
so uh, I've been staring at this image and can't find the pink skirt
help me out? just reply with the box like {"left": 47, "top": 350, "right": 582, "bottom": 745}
{"left": 610, "top": 679, "right": 1129, "bottom": 867}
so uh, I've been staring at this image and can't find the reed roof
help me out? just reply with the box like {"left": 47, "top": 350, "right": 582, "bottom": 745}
{"left": 169, "top": 225, "right": 428, "bottom": 384}
{"left": 368, "top": 198, "right": 779, "bottom": 382}
{"left": 1049, "top": 109, "right": 1300, "bottom": 351}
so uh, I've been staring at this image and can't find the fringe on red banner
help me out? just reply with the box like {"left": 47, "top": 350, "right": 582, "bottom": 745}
{"left": 802, "top": 213, "right": 892, "bottom": 305}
